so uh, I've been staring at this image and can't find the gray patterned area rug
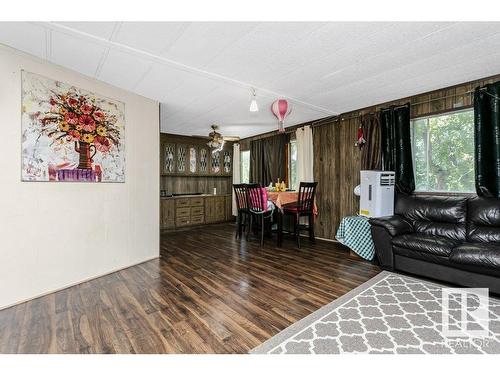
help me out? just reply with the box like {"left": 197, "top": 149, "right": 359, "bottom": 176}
{"left": 251, "top": 271, "right": 500, "bottom": 354}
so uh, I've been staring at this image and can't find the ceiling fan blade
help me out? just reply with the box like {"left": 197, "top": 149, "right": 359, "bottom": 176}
{"left": 223, "top": 136, "right": 240, "bottom": 141}
{"left": 191, "top": 135, "right": 210, "bottom": 139}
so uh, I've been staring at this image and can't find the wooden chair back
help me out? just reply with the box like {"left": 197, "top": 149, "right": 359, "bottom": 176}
{"left": 233, "top": 184, "right": 248, "bottom": 211}
{"left": 246, "top": 183, "right": 266, "bottom": 213}
{"left": 297, "top": 182, "right": 318, "bottom": 213}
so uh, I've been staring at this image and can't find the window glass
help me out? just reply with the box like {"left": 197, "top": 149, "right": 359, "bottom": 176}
{"left": 411, "top": 109, "right": 474, "bottom": 193}
{"left": 240, "top": 150, "right": 250, "bottom": 183}
{"left": 289, "top": 141, "right": 297, "bottom": 190}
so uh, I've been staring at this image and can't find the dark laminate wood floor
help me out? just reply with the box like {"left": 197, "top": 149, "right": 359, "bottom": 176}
{"left": 0, "top": 223, "right": 380, "bottom": 353}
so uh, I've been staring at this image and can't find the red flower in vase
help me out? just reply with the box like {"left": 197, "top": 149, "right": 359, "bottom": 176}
{"left": 79, "top": 114, "right": 96, "bottom": 132}
{"left": 67, "top": 97, "right": 79, "bottom": 108}
{"left": 80, "top": 103, "right": 94, "bottom": 115}
{"left": 94, "top": 136, "right": 111, "bottom": 152}
{"left": 68, "top": 130, "right": 81, "bottom": 141}
{"left": 93, "top": 111, "right": 105, "bottom": 121}
{"left": 64, "top": 112, "right": 79, "bottom": 125}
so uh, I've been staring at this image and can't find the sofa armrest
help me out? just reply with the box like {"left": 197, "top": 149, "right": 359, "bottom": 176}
{"left": 369, "top": 215, "right": 413, "bottom": 270}
{"left": 369, "top": 215, "right": 413, "bottom": 237}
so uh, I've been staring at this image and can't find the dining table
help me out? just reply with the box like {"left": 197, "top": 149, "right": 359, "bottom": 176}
{"left": 267, "top": 190, "right": 318, "bottom": 247}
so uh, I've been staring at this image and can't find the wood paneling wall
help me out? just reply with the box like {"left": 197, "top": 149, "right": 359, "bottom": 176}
{"left": 311, "top": 74, "right": 500, "bottom": 240}
{"left": 313, "top": 117, "right": 361, "bottom": 239}
{"left": 160, "top": 175, "right": 232, "bottom": 195}
{"left": 241, "top": 73, "right": 500, "bottom": 240}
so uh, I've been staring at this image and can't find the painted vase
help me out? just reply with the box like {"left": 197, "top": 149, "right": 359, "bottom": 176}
{"left": 74, "top": 141, "right": 96, "bottom": 169}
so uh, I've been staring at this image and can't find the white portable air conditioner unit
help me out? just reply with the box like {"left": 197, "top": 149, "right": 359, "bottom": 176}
{"left": 359, "top": 170, "right": 395, "bottom": 218}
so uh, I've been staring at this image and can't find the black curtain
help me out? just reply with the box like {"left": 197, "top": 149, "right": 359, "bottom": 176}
{"left": 249, "top": 134, "right": 287, "bottom": 186}
{"left": 474, "top": 82, "right": 500, "bottom": 198}
{"left": 360, "top": 113, "right": 382, "bottom": 171}
{"left": 380, "top": 103, "right": 415, "bottom": 194}
{"left": 249, "top": 139, "right": 264, "bottom": 185}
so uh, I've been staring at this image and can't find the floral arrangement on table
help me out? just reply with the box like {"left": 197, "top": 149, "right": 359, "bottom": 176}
{"left": 40, "top": 91, "right": 120, "bottom": 158}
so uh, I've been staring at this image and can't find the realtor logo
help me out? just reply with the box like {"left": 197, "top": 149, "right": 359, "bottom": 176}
{"left": 441, "top": 288, "right": 490, "bottom": 339}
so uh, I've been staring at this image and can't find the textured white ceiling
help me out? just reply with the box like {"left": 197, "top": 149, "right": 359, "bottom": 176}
{"left": 1, "top": 21, "right": 500, "bottom": 138}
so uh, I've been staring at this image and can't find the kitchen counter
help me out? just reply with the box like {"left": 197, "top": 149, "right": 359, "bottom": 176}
{"left": 160, "top": 193, "right": 233, "bottom": 229}
{"left": 161, "top": 193, "right": 231, "bottom": 199}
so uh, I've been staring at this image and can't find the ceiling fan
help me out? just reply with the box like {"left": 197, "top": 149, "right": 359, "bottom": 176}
{"left": 192, "top": 125, "right": 240, "bottom": 152}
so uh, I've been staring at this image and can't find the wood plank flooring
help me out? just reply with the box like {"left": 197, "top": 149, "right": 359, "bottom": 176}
{"left": 0, "top": 223, "right": 380, "bottom": 353}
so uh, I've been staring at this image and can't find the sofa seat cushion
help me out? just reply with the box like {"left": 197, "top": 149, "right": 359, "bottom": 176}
{"left": 450, "top": 243, "right": 500, "bottom": 271}
{"left": 393, "top": 246, "right": 452, "bottom": 266}
{"left": 392, "top": 233, "right": 459, "bottom": 257}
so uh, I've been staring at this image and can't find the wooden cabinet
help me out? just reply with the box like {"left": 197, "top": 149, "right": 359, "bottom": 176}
{"left": 215, "top": 196, "right": 225, "bottom": 222}
{"left": 160, "top": 199, "right": 175, "bottom": 229}
{"left": 205, "top": 196, "right": 216, "bottom": 224}
{"left": 188, "top": 145, "right": 198, "bottom": 175}
{"left": 163, "top": 143, "right": 176, "bottom": 174}
{"left": 225, "top": 195, "right": 233, "bottom": 221}
{"left": 176, "top": 144, "right": 188, "bottom": 174}
{"left": 161, "top": 195, "right": 231, "bottom": 230}
{"left": 210, "top": 151, "right": 221, "bottom": 175}
{"left": 198, "top": 146, "right": 209, "bottom": 175}
{"left": 204, "top": 195, "right": 227, "bottom": 224}
{"left": 222, "top": 149, "right": 233, "bottom": 176}
{"left": 160, "top": 134, "right": 233, "bottom": 177}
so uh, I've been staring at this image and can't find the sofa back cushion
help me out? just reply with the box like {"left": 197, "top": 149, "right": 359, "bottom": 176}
{"left": 395, "top": 194, "right": 467, "bottom": 241}
{"left": 467, "top": 196, "right": 500, "bottom": 243}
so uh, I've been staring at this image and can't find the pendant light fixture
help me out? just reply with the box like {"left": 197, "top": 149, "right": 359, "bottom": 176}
{"left": 249, "top": 88, "right": 259, "bottom": 112}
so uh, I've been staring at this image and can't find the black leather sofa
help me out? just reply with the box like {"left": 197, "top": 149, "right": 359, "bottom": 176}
{"left": 369, "top": 194, "right": 500, "bottom": 294}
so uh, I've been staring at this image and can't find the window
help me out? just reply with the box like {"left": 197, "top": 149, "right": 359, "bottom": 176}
{"left": 240, "top": 150, "right": 250, "bottom": 183}
{"left": 289, "top": 140, "right": 297, "bottom": 190}
{"left": 411, "top": 109, "right": 474, "bottom": 193}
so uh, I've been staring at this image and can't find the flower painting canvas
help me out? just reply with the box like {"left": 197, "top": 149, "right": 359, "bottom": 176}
{"left": 21, "top": 71, "right": 125, "bottom": 182}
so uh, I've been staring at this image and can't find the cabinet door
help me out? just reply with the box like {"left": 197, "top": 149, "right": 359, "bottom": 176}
{"left": 222, "top": 149, "right": 233, "bottom": 176}
{"left": 188, "top": 145, "right": 197, "bottom": 175}
{"left": 161, "top": 199, "right": 175, "bottom": 229}
{"left": 215, "top": 196, "right": 226, "bottom": 222}
{"left": 198, "top": 146, "right": 209, "bottom": 175}
{"left": 164, "top": 143, "right": 176, "bottom": 174}
{"left": 210, "top": 150, "right": 221, "bottom": 175}
{"left": 176, "top": 144, "right": 187, "bottom": 174}
{"left": 225, "top": 195, "right": 233, "bottom": 221}
{"left": 205, "top": 197, "right": 216, "bottom": 223}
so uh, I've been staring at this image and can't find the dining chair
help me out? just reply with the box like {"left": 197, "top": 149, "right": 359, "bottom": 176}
{"left": 283, "top": 182, "right": 318, "bottom": 248}
{"left": 246, "top": 183, "right": 273, "bottom": 246}
{"left": 233, "top": 183, "right": 249, "bottom": 239}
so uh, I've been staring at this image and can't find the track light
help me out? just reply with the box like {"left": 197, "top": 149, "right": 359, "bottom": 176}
{"left": 249, "top": 88, "right": 259, "bottom": 112}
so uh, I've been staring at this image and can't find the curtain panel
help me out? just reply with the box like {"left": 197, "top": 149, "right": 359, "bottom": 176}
{"left": 249, "top": 134, "right": 287, "bottom": 186}
{"left": 380, "top": 103, "right": 415, "bottom": 194}
{"left": 474, "top": 82, "right": 500, "bottom": 198}
{"left": 296, "top": 125, "right": 314, "bottom": 184}
{"left": 232, "top": 143, "right": 241, "bottom": 216}
{"left": 360, "top": 113, "right": 382, "bottom": 171}
{"left": 249, "top": 139, "right": 263, "bottom": 185}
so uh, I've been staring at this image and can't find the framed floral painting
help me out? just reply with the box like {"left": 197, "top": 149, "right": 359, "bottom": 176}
{"left": 21, "top": 71, "right": 125, "bottom": 182}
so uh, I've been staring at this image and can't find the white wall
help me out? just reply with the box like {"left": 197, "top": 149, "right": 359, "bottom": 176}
{"left": 0, "top": 44, "right": 159, "bottom": 309}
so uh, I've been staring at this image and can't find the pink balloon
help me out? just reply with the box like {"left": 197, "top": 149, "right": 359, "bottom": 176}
{"left": 271, "top": 99, "right": 291, "bottom": 133}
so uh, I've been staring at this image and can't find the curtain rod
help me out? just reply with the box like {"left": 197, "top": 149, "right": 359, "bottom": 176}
{"left": 380, "top": 103, "right": 410, "bottom": 112}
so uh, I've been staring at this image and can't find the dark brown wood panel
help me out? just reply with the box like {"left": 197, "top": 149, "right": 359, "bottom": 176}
{"left": 313, "top": 117, "right": 361, "bottom": 240}
{"left": 161, "top": 175, "right": 232, "bottom": 195}
{"left": 0, "top": 224, "right": 380, "bottom": 353}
